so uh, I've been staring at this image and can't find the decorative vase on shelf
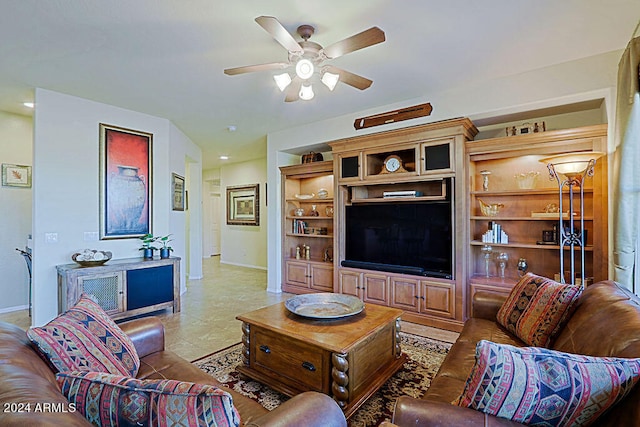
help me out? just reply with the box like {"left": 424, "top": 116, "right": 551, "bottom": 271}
{"left": 497, "top": 252, "right": 509, "bottom": 278}
{"left": 517, "top": 258, "right": 529, "bottom": 277}
{"left": 481, "top": 245, "right": 493, "bottom": 277}
{"left": 480, "top": 170, "right": 491, "bottom": 192}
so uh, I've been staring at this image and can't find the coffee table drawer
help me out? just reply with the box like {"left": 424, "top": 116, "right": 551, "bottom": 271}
{"left": 253, "top": 329, "right": 327, "bottom": 391}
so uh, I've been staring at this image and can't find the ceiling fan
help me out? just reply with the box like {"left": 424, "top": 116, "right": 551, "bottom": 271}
{"left": 224, "top": 16, "right": 385, "bottom": 102}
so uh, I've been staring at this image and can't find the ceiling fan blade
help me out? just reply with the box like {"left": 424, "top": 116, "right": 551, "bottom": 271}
{"left": 322, "top": 27, "right": 385, "bottom": 59}
{"left": 284, "top": 76, "right": 302, "bottom": 102}
{"left": 255, "top": 16, "right": 304, "bottom": 54}
{"left": 325, "top": 66, "right": 373, "bottom": 90}
{"left": 224, "top": 62, "right": 289, "bottom": 75}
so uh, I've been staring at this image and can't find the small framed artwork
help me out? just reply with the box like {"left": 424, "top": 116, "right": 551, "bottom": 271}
{"left": 172, "top": 173, "right": 185, "bottom": 211}
{"left": 2, "top": 164, "right": 32, "bottom": 188}
{"left": 227, "top": 184, "right": 260, "bottom": 226}
{"left": 99, "top": 123, "right": 153, "bottom": 240}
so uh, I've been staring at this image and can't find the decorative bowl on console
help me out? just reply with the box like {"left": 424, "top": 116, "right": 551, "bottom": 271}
{"left": 72, "top": 249, "right": 112, "bottom": 267}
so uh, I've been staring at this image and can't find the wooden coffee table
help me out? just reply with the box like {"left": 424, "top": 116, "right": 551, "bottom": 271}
{"left": 236, "top": 302, "right": 407, "bottom": 418}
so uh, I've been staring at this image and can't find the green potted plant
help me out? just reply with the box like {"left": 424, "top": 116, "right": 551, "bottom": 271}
{"left": 139, "top": 233, "right": 157, "bottom": 259}
{"left": 158, "top": 234, "right": 174, "bottom": 259}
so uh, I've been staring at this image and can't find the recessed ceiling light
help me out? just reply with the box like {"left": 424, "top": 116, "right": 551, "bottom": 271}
{"left": 220, "top": 155, "right": 229, "bottom": 160}
{"left": 23, "top": 102, "right": 34, "bottom": 108}
{"left": 227, "top": 125, "right": 237, "bottom": 132}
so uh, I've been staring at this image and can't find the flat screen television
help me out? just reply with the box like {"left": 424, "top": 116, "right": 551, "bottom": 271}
{"left": 343, "top": 200, "right": 453, "bottom": 279}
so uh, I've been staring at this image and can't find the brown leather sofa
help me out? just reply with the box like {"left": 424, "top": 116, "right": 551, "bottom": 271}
{"left": 0, "top": 316, "right": 347, "bottom": 427}
{"left": 390, "top": 280, "right": 640, "bottom": 426}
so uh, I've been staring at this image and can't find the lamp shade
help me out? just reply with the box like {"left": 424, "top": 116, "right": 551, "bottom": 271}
{"left": 273, "top": 73, "right": 292, "bottom": 91}
{"left": 540, "top": 151, "right": 604, "bottom": 179}
{"left": 299, "top": 84, "right": 314, "bottom": 100}
{"left": 321, "top": 71, "right": 340, "bottom": 91}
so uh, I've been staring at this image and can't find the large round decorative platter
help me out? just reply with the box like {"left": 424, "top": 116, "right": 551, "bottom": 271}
{"left": 285, "top": 293, "right": 364, "bottom": 319}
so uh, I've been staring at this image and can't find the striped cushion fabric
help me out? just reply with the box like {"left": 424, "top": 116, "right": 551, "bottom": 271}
{"left": 27, "top": 294, "right": 139, "bottom": 376}
{"left": 496, "top": 273, "right": 582, "bottom": 347}
{"left": 456, "top": 340, "right": 640, "bottom": 427}
{"left": 57, "top": 371, "right": 240, "bottom": 427}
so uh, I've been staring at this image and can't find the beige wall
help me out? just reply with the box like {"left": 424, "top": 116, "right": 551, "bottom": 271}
{"left": 0, "top": 111, "right": 32, "bottom": 311}
{"left": 219, "top": 158, "right": 267, "bottom": 270}
{"left": 32, "top": 89, "right": 202, "bottom": 326}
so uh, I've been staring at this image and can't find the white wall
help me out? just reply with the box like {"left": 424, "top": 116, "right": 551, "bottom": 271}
{"left": 0, "top": 111, "right": 33, "bottom": 311}
{"left": 220, "top": 158, "right": 267, "bottom": 270}
{"left": 266, "top": 50, "right": 622, "bottom": 293}
{"left": 32, "top": 89, "right": 201, "bottom": 325}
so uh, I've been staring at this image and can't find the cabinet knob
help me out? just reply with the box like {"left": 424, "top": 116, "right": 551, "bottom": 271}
{"left": 259, "top": 345, "right": 271, "bottom": 354}
{"left": 302, "top": 361, "right": 316, "bottom": 372}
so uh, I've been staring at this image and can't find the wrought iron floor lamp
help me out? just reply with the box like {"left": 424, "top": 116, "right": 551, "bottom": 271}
{"left": 541, "top": 152, "right": 604, "bottom": 286}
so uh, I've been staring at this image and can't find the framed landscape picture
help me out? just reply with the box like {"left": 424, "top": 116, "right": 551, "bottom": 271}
{"left": 227, "top": 184, "right": 259, "bottom": 226}
{"left": 99, "top": 123, "right": 153, "bottom": 239}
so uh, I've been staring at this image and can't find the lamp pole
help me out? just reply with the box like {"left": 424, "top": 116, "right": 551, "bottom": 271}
{"left": 546, "top": 158, "right": 597, "bottom": 286}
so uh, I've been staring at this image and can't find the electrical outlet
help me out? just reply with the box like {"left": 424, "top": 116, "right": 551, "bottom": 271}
{"left": 45, "top": 232, "right": 58, "bottom": 244}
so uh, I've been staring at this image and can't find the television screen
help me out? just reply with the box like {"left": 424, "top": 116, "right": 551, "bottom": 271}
{"left": 344, "top": 202, "right": 453, "bottom": 278}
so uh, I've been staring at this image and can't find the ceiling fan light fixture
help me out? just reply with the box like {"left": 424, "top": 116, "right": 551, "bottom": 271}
{"left": 273, "top": 73, "right": 292, "bottom": 91}
{"left": 295, "top": 59, "right": 314, "bottom": 80}
{"left": 299, "top": 84, "right": 314, "bottom": 101}
{"left": 321, "top": 71, "right": 340, "bottom": 91}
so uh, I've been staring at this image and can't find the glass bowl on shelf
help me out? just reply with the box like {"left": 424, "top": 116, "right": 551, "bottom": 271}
{"left": 478, "top": 198, "right": 504, "bottom": 217}
{"left": 514, "top": 171, "right": 539, "bottom": 189}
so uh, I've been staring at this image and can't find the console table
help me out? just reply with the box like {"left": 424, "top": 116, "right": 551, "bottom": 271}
{"left": 57, "top": 257, "right": 180, "bottom": 321}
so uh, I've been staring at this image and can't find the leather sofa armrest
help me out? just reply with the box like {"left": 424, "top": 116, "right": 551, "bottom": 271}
{"left": 246, "top": 391, "right": 346, "bottom": 427}
{"left": 118, "top": 316, "right": 165, "bottom": 358}
{"left": 472, "top": 291, "right": 507, "bottom": 321}
{"left": 392, "top": 397, "right": 525, "bottom": 427}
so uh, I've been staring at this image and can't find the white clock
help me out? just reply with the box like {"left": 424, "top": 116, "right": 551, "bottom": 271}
{"left": 382, "top": 155, "right": 404, "bottom": 173}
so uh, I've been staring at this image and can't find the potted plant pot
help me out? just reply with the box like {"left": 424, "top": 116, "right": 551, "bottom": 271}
{"left": 142, "top": 248, "right": 155, "bottom": 259}
{"left": 160, "top": 248, "right": 171, "bottom": 259}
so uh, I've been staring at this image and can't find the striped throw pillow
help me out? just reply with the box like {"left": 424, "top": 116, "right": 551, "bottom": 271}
{"left": 457, "top": 340, "right": 640, "bottom": 427}
{"left": 496, "top": 273, "right": 581, "bottom": 347}
{"left": 57, "top": 371, "right": 240, "bottom": 427}
{"left": 27, "top": 294, "right": 139, "bottom": 376}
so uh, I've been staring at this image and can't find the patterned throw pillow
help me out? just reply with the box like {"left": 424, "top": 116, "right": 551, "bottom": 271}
{"left": 57, "top": 371, "right": 241, "bottom": 427}
{"left": 27, "top": 294, "right": 140, "bottom": 376}
{"left": 456, "top": 340, "right": 640, "bottom": 427}
{"left": 496, "top": 273, "right": 582, "bottom": 347}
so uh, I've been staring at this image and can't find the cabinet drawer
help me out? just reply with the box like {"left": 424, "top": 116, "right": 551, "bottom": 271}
{"left": 253, "top": 329, "right": 327, "bottom": 391}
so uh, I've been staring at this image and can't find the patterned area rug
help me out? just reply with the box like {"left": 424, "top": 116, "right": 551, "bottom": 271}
{"left": 194, "top": 333, "right": 451, "bottom": 426}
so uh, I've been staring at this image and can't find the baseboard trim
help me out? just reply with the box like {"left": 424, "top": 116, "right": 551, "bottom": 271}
{"left": 0, "top": 304, "right": 29, "bottom": 314}
{"left": 219, "top": 260, "right": 267, "bottom": 271}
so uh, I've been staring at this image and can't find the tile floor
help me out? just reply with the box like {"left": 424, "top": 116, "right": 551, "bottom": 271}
{"left": 0, "top": 256, "right": 458, "bottom": 361}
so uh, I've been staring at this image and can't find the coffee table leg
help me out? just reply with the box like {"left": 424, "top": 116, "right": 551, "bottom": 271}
{"left": 395, "top": 317, "right": 402, "bottom": 358}
{"left": 241, "top": 322, "right": 250, "bottom": 367}
{"left": 331, "top": 352, "right": 349, "bottom": 408}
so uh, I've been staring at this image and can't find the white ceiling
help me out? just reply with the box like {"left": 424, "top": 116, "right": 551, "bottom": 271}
{"left": 1, "top": 1, "right": 639, "bottom": 169}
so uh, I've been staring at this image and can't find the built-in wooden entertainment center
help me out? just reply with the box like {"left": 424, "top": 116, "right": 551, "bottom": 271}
{"left": 279, "top": 118, "right": 608, "bottom": 332}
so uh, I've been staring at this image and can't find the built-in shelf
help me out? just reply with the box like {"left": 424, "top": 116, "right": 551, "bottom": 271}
{"left": 470, "top": 216, "right": 594, "bottom": 221}
{"left": 285, "top": 233, "right": 333, "bottom": 238}
{"left": 471, "top": 241, "right": 594, "bottom": 251}
{"left": 471, "top": 189, "right": 593, "bottom": 196}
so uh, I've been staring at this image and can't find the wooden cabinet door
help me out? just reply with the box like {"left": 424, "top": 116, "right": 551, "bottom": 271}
{"left": 389, "top": 276, "right": 420, "bottom": 312}
{"left": 285, "top": 260, "right": 310, "bottom": 288}
{"left": 77, "top": 272, "right": 125, "bottom": 315}
{"left": 362, "top": 273, "right": 388, "bottom": 305}
{"left": 310, "top": 263, "right": 333, "bottom": 291}
{"left": 338, "top": 268, "right": 362, "bottom": 297}
{"left": 421, "top": 280, "right": 455, "bottom": 319}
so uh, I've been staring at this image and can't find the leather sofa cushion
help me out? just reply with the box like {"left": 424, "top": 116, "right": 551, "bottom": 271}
{"left": 27, "top": 294, "right": 140, "bottom": 377}
{"left": 57, "top": 371, "right": 240, "bottom": 427}
{"left": 423, "top": 318, "right": 524, "bottom": 404}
